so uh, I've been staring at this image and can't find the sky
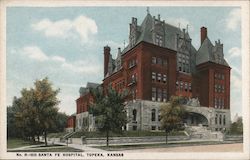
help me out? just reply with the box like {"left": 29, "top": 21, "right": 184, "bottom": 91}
{"left": 6, "top": 7, "right": 242, "bottom": 120}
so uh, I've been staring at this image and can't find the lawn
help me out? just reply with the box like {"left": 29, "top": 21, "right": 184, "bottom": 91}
{"left": 94, "top": 141, "right": 224, "bottom": 151}
{"left": 7, "top": 138, "right": 44, "bottom": 149}
{"left": 8, "top": 146, "right": 83, "bottom": 152}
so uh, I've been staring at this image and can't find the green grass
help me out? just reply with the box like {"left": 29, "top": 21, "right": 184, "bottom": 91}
{"left": 8, "top": 146, "right": 83, "bottom": 152}
{"left": 71, "top": 130, "right": 185, "bottom": 138}
{"left": 95, "top": 141, "right": 224, "bottom": 151}
{"left": 7, "top": 138, "right": 44, "bottom": 149}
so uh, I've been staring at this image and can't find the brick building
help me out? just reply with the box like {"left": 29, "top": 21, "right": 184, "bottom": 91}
{"left": 71, "top": 11, "right": 231, "bottom": 132}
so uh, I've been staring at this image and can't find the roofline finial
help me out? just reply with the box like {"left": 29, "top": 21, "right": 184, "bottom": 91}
{"left": 186, "top": 24, "right": 189, "bottom": 33}
{"left": 147, "top": 7, "right": 150, "bottom": 14}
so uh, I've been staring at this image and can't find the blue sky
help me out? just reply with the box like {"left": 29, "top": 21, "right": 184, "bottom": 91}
{"left": 6, "top": 7, "right": 242, "bottom": 120}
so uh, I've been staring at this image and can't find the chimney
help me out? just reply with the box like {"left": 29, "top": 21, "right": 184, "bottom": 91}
{"left": 200, "top": 27, "right": 207, "bottom": 45}
{"left": 104, "top": 46, "right": 110, "bottom": 76}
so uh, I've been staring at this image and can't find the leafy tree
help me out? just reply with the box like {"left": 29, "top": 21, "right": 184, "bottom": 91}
{"left": 9, "top": 77, "right": 60, "bottom": 146}
{"left": 33, "top": 77, "right": 60, "bottom": 146}
{"left": 49, "top": 112, "right": 68, "bottom": 133}
{"left": 160, "top": 96, "right": 186, "bottom": 144}
{"left": 229, "top": 117, "right": 243, "bottom": 135}
{"left": 91, "top": 86, "right": 127, "bottom": 147}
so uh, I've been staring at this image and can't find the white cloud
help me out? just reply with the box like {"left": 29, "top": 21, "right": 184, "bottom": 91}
{"left": 32, "top": 15, "right": 98, "bottom": 43}
{"left": 226, "top": 8, "right": 241, "bottom": 31}
{"left": 19, "top": 46, "right": 101, "bottom": 75}
{"left": 166, "top": 17, "right": 194, "bottom": 33}
{"left": 51, "top": 55, "right": 66, "bottom": 63}
{"left": 231, "top": 74, "right": 242, "bottom": 89}
{"left": 21, "top": 46, "right": 48, "bottom": 61}
{"left": 228, "top": 47, "right": 241, "bottom": 58}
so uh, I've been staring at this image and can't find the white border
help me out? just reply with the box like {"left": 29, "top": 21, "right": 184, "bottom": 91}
{"left": 0, "top": 0, "right": 249, "bottom": 159}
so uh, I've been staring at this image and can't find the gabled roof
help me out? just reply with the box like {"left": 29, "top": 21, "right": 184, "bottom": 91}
{"left": 196, "top": 38, "right": 213, "bottom": 65}
{"left": 196, "top": 37, "right": 229, "bottom": 67}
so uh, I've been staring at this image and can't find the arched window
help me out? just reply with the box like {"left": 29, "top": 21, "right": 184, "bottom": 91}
{"left": 132, "top": 109, "right": 137, "bottom": 121}
{"left": 151, "top": 109, "right": 156, "bottom": 121}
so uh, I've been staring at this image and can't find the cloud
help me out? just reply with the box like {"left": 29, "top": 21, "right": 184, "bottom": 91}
{"left": 166, "top": 17, "right": 194, "bottom": 33}
{"left": 19, "top": 46, "right": 102, "bottom": 75}
{"left": 32, "top": 15, "right": 98, "bottom": 43}
{"left": 21, "top": 46, "right": 48, "bottom": 61}
{"left": 228, "top": 47, "right": 241, "bottom": 58}
{"left": 231, "top": 74, "right": 242, "bottom": 89}
{"left": 51, "top": 56, "right": 66, "bottom": 63}
{"left": 226, "top": 8, "right": 241, "bottom": 31}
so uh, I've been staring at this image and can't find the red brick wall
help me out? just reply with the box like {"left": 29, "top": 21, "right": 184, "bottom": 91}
{"left": 67, "top": 116, "right": 76, "bottom": 128}
{"left": 76, "top": 93, "right": 93, "bottom": 114}
{"left": 103, "top": 41, "right": 177, "bottom": 102}
{"left": 196, "top": 62, "right": 231, "bottom": 109}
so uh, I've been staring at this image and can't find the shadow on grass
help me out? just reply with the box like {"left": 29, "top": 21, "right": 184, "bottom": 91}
{"left": 7, "top": 138, "right": 44, "bottom": 149}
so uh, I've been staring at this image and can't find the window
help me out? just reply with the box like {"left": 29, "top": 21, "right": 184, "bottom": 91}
{"left": 157, "top": 89, "right": 162, "bottom": 102}
{"left": 163, "top": 60, "right": 168, "bottom": 66}
{"left": 152, "top": 87, "right": 156, "bottom": 101}
{"left": 156, "top": 34, "right": 163, "bottom": 46}
{"left": 157, "top": 57, "right": 162, "bottom": 65}
{"left": 222, "top": 85, "right": 224, "bottom": 93}
{"left": 218, "top": 85, "right": 221, "bottom": 93}
{"left": 222, "top": 98, "right": 224, "bottom": 109}
{"left": 132, "top": 109, "right": 137, "bottom": 121}
{"left": 214, "top": 98, "right": 218, "bottom": 108}
{"left": 219, "top": 115, "right": 222, "bottom": 125}
{"left": 180, "top": 81, "right": 183, "bottom": 91}
{"left": 157, "top": 73, "right": 162, "bottom": 82}
{"left": 131, "top": 74, "right": 136, "bottom": 83}
{"left": 215, "top": 84, "right": 218, "bottom": 92}
{"left": 185, "top": 82, "right": 188, "bottom": 92}
{"left": 163, "top": 89, "right": 167, "bottom": 102}
{"left": 152, "top": 57, "right": 157, "bottom": 64}
{"left": 215, "top": 114, "right": 218, "bottom": 124}
{"left": 218, "top": 98, "right": 221, "bottom": 109}
{"left": 176, "top": 81, "right": 179, "bottom": 90}
{"left": 158, "top": 114, "right": 161, "bottom": 121}
{"left": 133, "top": 126, "right": 137, "bottom": 131}
{"left": 163, "top": 74, "right": 167, "bottom": 83}
{"left": 223, "top": 115, "right": 226, "bottom": 125}
{"left": 152, "top": 72, "right": 156, "bottom": 81}
{"left": 129, "top": 59, "right": 136, "bottom": 68}
{"left": 222, "top": 74, "right": 224, "bottom": 80}
{"left": 151, "top": 109, "right": 156, "bottom": 121}
{"left": 151, "top": 126, "right": 156, "bottom": 130}
{"left": 189, "top": 83, "right": 192, "bottom": 92}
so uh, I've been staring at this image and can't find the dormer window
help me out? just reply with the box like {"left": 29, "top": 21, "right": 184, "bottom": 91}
{"left": 155, "top": 34, "right": 163, "bottom": 46}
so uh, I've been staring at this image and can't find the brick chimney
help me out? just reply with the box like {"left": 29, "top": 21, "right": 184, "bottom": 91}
{"left": 200, "top": 26, "right": 207, "bottom": 45}
{"left": 104, "top": 46, "right": 110, "bottom": 76}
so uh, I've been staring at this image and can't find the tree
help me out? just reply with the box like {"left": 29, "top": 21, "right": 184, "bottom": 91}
{"left": 10, "top": 77, "right": 60, "bottom": 146}
{"left": 91, "top": 86, "right": 127, "bottom": 147}
{"left": 33, "top": 77, "right": 60, "bottom": 146}
{"left": 229, "top": 117, "right": 243, "bottom": 135}
{"left": 160, "top": 96, "right": 186, "bottom": 144}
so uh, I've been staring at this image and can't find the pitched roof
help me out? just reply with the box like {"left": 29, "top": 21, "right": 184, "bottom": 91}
{"left": 86, "top": 82, "right": 100, "bottom": 89}
{"left": 196, "top": 37, "right": 229, "bottom": 66}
